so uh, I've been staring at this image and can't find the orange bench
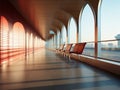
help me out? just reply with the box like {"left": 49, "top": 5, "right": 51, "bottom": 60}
{"left": 65, "top": 43, "right": 86, "bottom": 59}
{"left": 62, "top": 44, "right": 73, "bottom": 56}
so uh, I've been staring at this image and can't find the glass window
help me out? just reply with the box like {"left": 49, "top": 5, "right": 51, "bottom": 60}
{"left": 0, "top": 16, "right": 9, "bottom": 62}
{"left": 54, "top": 34, "right": 57, "bottom": 48}
{"left": 57, "top": 31, "right": 60, "bottom": 48}
{"left": 68, "top": 17, "right": 77, "bottom": 43}
{"left": 98, "top": 0, "right": 120, "bottom": 62}
{"left": 61, "top": 25, "right": 67, "bottom": 44}
{"left": 12, "top": 22, "right": 25, "bottom": 48}
{"left": 80, "top": 4, "right": 94, "bottom": 42}
{"left": 79, "top": 4, "right": 95, "bottom": 56}
{"left": 0, "top": 16, "right": 9, "bottom": 49}
{"left": 101, "top": 0, "right": 120, "bottom": 41}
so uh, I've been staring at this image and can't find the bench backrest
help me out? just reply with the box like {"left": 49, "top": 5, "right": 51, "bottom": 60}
{"left": 72, "top": 43, "right": 86, "bottom": 54}
{"left": 60, "top": 44, "right": 65, "bottom": 50}
{"left": 65, "top": 44, "right": 73, "bottom": 52}
{"left": 72, "top": 44, "right": 79, "bottom": 52}
{"left": 76, "top": 43, "right": 86, "bottom": 54}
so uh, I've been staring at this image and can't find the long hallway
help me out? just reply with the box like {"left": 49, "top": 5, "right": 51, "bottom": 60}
{"left": 0, "top": 49, "right": 120, "bottom": 90}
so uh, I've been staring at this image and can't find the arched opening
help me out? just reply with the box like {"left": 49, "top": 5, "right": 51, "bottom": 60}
{"left": 57, "top": 31, "right": 60, "bottom": 48}
{"left": 12, "top": 22, "right": 25, "bottom": 49}
{"left": 68, "top": 17, "right": 77, "bottom": 44}
{"left": 61, "top": 25, "right": 67, "bottom": 44}
{"left": 0, "top": 16, "right": 9, "bottom": 49}
{"left": 48, "top": 36, "right": 53, "bottom": 49}
{"left": 0, "top": 16, "right": 9, "bottom": 62}
{"left": 54, "top": 34, "right": 57, "bottom": 48}
{"left": 79, "top": 4, "right": 95, "bottom": 56}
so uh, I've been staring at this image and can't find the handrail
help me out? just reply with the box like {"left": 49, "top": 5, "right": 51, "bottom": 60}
{"left": 56, "top": 39, "right": 120, "bottom": 45}
{"left": 80, "top": 39, "right": 120, "bottom": 43}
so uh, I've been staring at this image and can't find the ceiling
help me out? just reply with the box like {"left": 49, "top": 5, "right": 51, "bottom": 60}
{"left": 9, "top": 0, "right": 99, "bottom": 41}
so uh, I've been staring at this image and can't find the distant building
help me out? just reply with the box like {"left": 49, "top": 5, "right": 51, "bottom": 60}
{"left": 115, "top": 34, "right": 120, "bottom": 48}
{"left": 108, "top": 43, "right": 113, "bottom": 48}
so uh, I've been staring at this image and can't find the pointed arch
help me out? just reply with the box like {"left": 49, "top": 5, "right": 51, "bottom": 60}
{"left": 68, "top": 17, "right": 77, "bottom": 44}
{"left": 79, "top": 4, "right": 95, "bottom": 42}
{"left": 61, "top": 25, "right": 67, "bottom": 44}
{"left": 79, "top": 4, "right": 95, "bottom": 56}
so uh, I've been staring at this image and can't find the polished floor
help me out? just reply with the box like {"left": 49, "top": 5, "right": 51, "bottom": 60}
{"left": 0, "top": 48, "right": 120, "bottom": 90}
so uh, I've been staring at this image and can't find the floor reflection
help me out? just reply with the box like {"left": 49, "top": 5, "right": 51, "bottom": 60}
{"left": 0, "top": 48, "right": 120, "bottom": 90}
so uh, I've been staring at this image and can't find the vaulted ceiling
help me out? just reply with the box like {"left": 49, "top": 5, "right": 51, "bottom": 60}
{"left": 9, "top": 0, "right": 99, "bottom": 41}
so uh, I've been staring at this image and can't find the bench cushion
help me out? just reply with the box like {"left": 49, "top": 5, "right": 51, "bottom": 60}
{"left": 65, "top": 44, "right": 73, "bottom": 52}
{"left": 76, "top": 43, "right": 86, "bottom": 54}
{"left": 70, "top": 43, "right": 86, "bottom": 54}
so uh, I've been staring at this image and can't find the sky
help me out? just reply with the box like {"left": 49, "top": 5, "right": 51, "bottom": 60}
{"left": 101, "top": 0, "right": 120, "bottom": 40}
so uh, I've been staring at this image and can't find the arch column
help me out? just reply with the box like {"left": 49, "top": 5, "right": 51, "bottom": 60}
{"left": 65, "top": 26, "right": 68, "bottom": 44}
{"left": 59, "top": 30, "right": 61, "bottom": 46}
{"left": 94, "top": 15, "right": 98, "bottom": 58}
{"left": 94, "top": 1, "right": 102, "bottom": 58}
{"left": 32, "top": 34, "right": 35, "bottom": 54}
{"left": 0, "top": 17, "right": 1, "bottom": 65}
{"left": 97, "top": 0, "right": 102, "bottom": 57}
{"left": 54, "top": 35, "right": 57, "bottom": 49}
{"left": 76, "top": 20, "right": 79, "bottom": 43}
{"left": 66, "top": 26, "right": 69, "bottom": 44}
{"left": 25, "top": 30, "right": 28, "bottom": 58}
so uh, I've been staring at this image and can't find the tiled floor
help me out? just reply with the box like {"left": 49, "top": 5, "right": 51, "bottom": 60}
{"left": 0, "top": 48, "right": 120, "bottom": 90}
